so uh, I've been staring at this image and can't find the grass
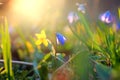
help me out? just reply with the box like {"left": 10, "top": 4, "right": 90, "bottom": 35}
{"left": 0, "top": 16, "right": 14, "bottom": 80}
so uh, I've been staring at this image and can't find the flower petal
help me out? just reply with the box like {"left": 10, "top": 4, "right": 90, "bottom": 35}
{"left": 67, "top": 12, "right": 79, "bottom": 24}
{"left": 35, "top": 40, "right": 42, "bottom": 45}
{"left": 56, "top": 33, "right": 66, "bottom": 45}
{"left": 77, "top": 3, "right": 86, "bottom": 13}
{"left": 41, "top": 30, "right": 46, "bottom": 39}
{"left": 43, "top": 39, "right": 48, "bottom": 47}
{"left": 99, "top": 11, "right": 113, "bottom": 24}
{"left": 35, "top": 33, "right": 41, "bottom": 39}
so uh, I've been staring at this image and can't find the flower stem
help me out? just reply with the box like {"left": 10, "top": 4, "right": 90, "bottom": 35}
{"left": 0, "top": 59, "right": 33, "bottom": 66}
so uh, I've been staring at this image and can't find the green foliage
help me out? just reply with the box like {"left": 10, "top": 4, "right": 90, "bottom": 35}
{"left": 0, "top": 17, "right": 14, "bottom": 80}
{"left": 65, "top": 10, "right": 120, "bottom": 79}
{"left": 95, "top": 63, "right": 111, "bottom": 80}
{"left": 39, "top": 62, "right": 49, "bottom": 80}
{"left": 71, "top": 50, "right": 91, "bottom": 80}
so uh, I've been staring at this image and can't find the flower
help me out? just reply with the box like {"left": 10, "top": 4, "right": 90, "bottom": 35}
{"left": 56, "top": 33, "right": 66, "bottom": 45}
{"left": 118, "top": 8, "right": 120, "bottom": 19}
{"left": 116, "top": 21, "right": 120, "bottom": 30}
{"left": 99, "top": 11, "right": 113, "bottom": 24}
{"left": 67, "top": 12, "right": 79, "bottom": 24}
{"left": 26, "top": 41, "right": 34, "bottom": 53}
{"left": 76, "top": 3, "right": 86, "bottom": 13}
{"left": 35, "top": 30, "right": 48, "bottom": 47}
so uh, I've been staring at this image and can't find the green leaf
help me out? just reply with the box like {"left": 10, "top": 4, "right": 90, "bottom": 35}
{"left": 78, "top": 13, "right": 93, "bottom": 38}
{"left": 43, "top": 53, "right": 51, "bottom": 61}
{"left": 95, "top": 63, "right": 111, "bottom": 80}
{"left": 0, "top": 16, "right": 14, "bottom": 80}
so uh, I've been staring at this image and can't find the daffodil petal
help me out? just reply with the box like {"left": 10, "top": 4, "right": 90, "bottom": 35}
{"left": 43, "top": 39, "right": 48, "bottom": 47}
{"left": 35, "top": 33, "right": 42, "bottom": 39}
{"left": 35, "top": 30, "right": 48, "bottom": 46}
{"left": 41, "top": 30, "right": 46, "bottom": 39}
{"left": 35, "top": 40, "right": 42, "bottom": 45}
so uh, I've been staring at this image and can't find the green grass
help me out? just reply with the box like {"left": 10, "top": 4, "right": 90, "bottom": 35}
{"left": 0, "top": 17, "right": 14, "bottom": 80}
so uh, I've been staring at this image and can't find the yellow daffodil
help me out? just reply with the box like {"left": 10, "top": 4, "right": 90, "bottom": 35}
{"left": 35, "top": 30, "right": 48, "bottom": 47}
{"left": 26, "top": 41, "right": 34, "bottom": 53}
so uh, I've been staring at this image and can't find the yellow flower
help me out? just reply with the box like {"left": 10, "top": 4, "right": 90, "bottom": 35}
{"left": 35, "top": 30, "right": 48, "bottom": 47}
{"left": 118, "top": 8, "right": 120, "bottom": 19}
{"left": 26, "top": 41, "right": 34, "bottom": 53}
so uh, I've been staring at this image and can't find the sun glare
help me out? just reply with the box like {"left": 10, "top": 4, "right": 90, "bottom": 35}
{"left": 9, "top": 0, "right": 65, "bottom": 27}
{"left": 11, "top": 0, "right": 44, "bottom": 20}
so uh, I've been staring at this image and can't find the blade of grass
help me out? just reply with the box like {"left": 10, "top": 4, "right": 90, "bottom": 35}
{"left": 118, "top": 8, "right": 120, "bottom": 19}
{"left": 15, "top": 27, "right": 30, "bottom": 58}
{"left": 78, "top": 13, "right": 93, "bottom": 38}
{"left": 0, "top": 16, "right": 14, "bottom": 80}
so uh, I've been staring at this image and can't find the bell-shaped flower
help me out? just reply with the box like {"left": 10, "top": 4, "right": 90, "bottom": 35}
{"left": 67, "top": 12, "right": 79, "bottom": 24}
{"left": 56, "top": 33, "right": 66, "bottom": 45}
{"left": 76, "top": 3, "right": 86, "bottom": 13}
{"left": 99, "top": 11, "right": 113, "bottom": 24}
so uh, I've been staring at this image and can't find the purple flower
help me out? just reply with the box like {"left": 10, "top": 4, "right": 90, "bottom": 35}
{"left": 56, "top": 33, "right": 66, "bottom": 45}
{"left": 99, "top": 11, "right": 113, "bottom": 24}
{"left": 67, "top": 12, "right": 79, "bottom": 24}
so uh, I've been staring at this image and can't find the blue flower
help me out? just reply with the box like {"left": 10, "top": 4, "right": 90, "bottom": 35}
{"left": 76, "top": 3, "right": 86, "bottom": 13}
{"left": 99, "top": 11, "right": 113, "bottom": 24}
{"left": 116, "top": 21, "right": 120, "bottom": 30}
{"left": 67, "top": 12, "right": 79, "bottom": 24}
{"left": 56, "top": 33, "right": 66, "bottom": 45}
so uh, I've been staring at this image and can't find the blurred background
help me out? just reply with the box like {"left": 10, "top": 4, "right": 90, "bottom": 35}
{"left": 0, "top": 0, "right": 120, "bottom": 60}
{"left": 0, "top": 0, "right": 120, "bottom": 28}
{"left": 0, "top": 0, "right": 120, "bottom": 79}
